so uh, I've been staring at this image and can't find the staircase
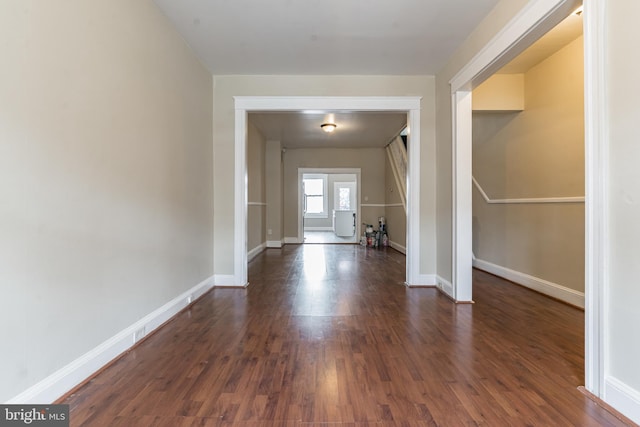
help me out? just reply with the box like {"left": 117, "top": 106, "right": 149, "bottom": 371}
{"left": 386, "top": 135, "right": 407, "bottom": 212}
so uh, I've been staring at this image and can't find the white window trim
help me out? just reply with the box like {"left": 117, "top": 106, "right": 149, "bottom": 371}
{"left": 303, "top": 174, "right": 328, "bottom": 219}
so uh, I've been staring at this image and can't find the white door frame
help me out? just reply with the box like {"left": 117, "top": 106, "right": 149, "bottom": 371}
{"left": 234, "top": 96, "right": 422, "bottom": 287}
{"left": 449, "top": 0, "right": 604, "bottom": 397}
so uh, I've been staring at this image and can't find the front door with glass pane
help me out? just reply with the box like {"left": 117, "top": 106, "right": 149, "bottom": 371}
{"left": 334, "top": 182, "right": 356, "bottom": 211}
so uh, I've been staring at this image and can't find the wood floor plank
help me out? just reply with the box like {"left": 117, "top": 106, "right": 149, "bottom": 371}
{"left": 61, "top": 245, "right": 633, "bottom": 426}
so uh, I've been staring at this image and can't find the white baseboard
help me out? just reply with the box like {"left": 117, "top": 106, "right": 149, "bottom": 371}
{"left": 405, "top": 274, "right": 437, "bottom": 287}
{"left": 605, "top": 376, "right": 640, "bottom": 424}
{"left": 266, "top": 240, "right": 283, "bottom": 248}
{"left": 213, "top": 274, "right": 244, "bottom": 287}
{"left": 473, "top": 258, "right": 585, "bottom": 308}
{"left": 6, "top": 275, "right": 215, "bottom": 404}
{"left": 248, "top": 242, "right": 266, "bottom": 262}
{"left": 284, "top": 237, "right": 302, "bottom": 244}
{"left": 389, "top": 240, "right": 406, "bottom": 254}
{"left": 304, "top": 226, "right": 333, "bottom": 231}
{"left": 436, "top": 275, "right": 454, "bottom": 298}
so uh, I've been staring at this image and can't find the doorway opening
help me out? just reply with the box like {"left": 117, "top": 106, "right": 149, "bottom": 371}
{"left": 234, "top": 96, "right": 422, "bottom": 288}
{"left": 449, "top": 0, "right": 603, "bottom": 397}
{"left": 301, "top": 169, "right": 359, "bottom": 244}
{"left": 470, "top": 9, "right": 585, "bottom": 306}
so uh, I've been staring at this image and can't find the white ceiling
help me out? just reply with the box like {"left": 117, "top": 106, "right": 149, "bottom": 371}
{"left": 153, "top": 0, "right": 581, "bottom": 150}
{"left": 152, "top": 0, "right": 501, "bottom": 75}
{"left": 249, "top": 112, "right": 407, "bottom": 149}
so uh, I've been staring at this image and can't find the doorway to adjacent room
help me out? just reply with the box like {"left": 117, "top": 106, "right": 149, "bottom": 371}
{"left": 301, "top": 170, "right": 359, "bottom": 244}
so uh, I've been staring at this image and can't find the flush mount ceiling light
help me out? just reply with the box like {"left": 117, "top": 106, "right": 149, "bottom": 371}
{"left": 320, "top": 123, "right": 337, "bottom": 133}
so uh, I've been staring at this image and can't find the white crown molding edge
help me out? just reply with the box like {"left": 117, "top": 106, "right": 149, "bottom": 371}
{"left": 234, "top": 96, "right": 422, "bottom": 111}
{"left": 473, "top": 258, "right": 585, "bottom": 308}
{"left": 6, "top": 275, "right": 215, "bottom": 404}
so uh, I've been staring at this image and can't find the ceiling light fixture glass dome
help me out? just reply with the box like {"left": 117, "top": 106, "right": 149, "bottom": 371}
{"left": 320, "top": 123, "right": 337, "bottom": 133}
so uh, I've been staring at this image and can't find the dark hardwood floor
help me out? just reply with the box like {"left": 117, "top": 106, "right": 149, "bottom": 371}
{"left": 61, "top": 245, "right": 631, "bottom": 426}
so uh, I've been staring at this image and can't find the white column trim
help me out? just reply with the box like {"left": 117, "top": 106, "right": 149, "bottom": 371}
{"left": 405, "top": 109, "right": 421, "bottom": 287}
{"left": 451, "top": 91, "right": 473, "bottom": 302}
{"left": 583, "top": 0, "right": 607, "bottom": 398}
{"left": 234, "top": 108, "right": 249, "bottom": 287}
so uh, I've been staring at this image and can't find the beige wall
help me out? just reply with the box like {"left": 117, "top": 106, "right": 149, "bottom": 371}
{"left": 473, "top": 74, "right": 525, "bottom": 111}
{"left": 472, "top": 36, "right": 584, "bottom": 292}
{"left": 607, "top": 0, "right": 640, "bottom": 396}
{"left": 0, "top": 1, "right": 213, "bottom": 401}
{"left": 247, "top": 122, "right": 266, "bottom": 252}
{"left": 284, "top": 149, "right": 385, "bottom": 238}
{"left": 212, "top": 75, "right": 436, "bottom": 275}
{"left": 384, "top": 152, "right": 407, "bottom": 248}
{"left": 435, "top": 0, "right": 529, "bottom": 283}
